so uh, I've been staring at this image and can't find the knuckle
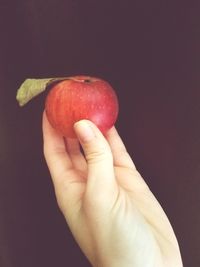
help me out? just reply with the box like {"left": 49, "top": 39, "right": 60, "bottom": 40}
{"left": 86, "top": 147, "right": 112, "bottom": 164}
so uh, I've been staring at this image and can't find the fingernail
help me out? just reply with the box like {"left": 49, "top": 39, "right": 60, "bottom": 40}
{"left": 74, "top": 120, "right": 95, "bottom": 143}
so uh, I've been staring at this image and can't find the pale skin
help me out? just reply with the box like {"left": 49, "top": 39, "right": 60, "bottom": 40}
{"left": 42, "top": 112, "right": 183, "bottom": 267}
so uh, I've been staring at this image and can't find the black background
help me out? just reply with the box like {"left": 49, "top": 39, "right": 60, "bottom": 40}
{"left": 0, "top": 0, "right": 200, "bottom": 266}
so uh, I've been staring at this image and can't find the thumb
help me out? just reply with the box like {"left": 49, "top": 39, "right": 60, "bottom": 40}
{"left": 74, "top": 120, "right": 117, "bottom": 193}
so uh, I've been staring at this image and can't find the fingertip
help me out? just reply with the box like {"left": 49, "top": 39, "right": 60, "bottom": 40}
{"left": 42, "top": 109, "right": 66, "bottom": 155}
{"left": 42, "top": 110, "right": 48, "bottom": 139}
{"left": 74, "top": 120, "right": 97, "bottom": 143}
{"left": 104, "top": 125, "right": 118, "bottom": 138}
{"left": 42, "top": 110, "right": 50, "bottom": 134}
{"left": 105, "top": 125, "right": 136, "bottom": 169}
{"left": 42, "top": 109, "right": 59, "bottom": 138}
{"left": 42, "top": 109, "right": 49, "bottom": 124}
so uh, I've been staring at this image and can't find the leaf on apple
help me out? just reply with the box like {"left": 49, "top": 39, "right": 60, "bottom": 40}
{"left": 16, "top": 77, "right": 68, "bottom": 106}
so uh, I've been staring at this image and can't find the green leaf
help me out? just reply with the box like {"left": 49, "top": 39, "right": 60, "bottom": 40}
{"left": 16, "top": 77, "right": 68, "bottom": 106}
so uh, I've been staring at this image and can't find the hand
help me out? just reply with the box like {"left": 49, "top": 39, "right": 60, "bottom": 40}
{"left": 42, "top": 112, "right": 183, "bottom": 267}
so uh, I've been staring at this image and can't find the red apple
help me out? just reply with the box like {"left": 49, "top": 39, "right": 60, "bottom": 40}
{"left": 45, "top": 75, "right": 119, "bottom": 138}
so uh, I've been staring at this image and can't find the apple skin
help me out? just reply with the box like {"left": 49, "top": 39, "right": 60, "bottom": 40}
{"left": 45, "top": 75, "right": 119, "bottom": 138}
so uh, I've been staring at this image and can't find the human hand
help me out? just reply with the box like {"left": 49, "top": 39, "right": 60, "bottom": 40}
{"left": 42, "top": 112, "right": 183, "bottom": 267}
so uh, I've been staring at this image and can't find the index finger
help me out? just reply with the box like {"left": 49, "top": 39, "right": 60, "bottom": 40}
{"left": 42, "top": 111, "right": 73, "bottom": 185}
{"left": 105, "top": 126, "right": 136, "bottom": 170}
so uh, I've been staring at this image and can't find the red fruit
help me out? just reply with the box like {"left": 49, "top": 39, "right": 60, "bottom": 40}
{"left": 45, "top": 75, "right": 119, "bottom": 138}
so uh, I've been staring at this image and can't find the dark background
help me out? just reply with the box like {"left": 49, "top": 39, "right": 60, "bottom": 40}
{"left": 0, "top": 0, "right": 199, "bottom": 266}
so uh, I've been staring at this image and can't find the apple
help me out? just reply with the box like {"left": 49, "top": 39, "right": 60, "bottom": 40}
{"left": 45, "top": 75, "right": 119, "bottom": 138}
